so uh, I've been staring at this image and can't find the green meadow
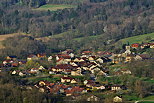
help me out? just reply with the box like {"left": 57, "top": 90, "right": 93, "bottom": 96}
{"left": 34, "top": 4, "right": 77, "bottom": 11}
{"left": 119, "top": 32, "right": 154, "bottom": 44}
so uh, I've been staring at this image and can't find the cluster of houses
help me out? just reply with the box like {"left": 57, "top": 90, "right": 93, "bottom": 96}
{"left": 111, "top": 45, "right": 151, "bottom": 64}
{"left": 131, "top": 43, "right": 154, "bottom": 49}
{"left": 34, "top": 80, "right": 123, "bottom": 102}
{"left": 0, "top": 42, "right": 153, "bottom": 102}
{"left": 34, "top": 79, "right": 126, "bottom": 101}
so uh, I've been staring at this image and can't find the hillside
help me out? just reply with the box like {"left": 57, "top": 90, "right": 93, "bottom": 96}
{"left": 0, "top": 33, "right": 30, "bottom": 49}
{"left": 0, "top": 0, "right": 154, "bottom": 55}
{"left": 116, "top": 33, "right": 154, "bottom": 45}
{"left": 0, "top": 33, "right": 23, "bottom": 49}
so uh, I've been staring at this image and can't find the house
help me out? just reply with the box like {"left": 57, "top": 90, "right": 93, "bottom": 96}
{"left": 135, "top": 55, "right": 143, "bottom": 60}
{"left": 56, "top": 54, "right": 71, "bottom": 61}
{"left": 121, "top": 69, "right": 131, "bottom": 74}
{"left": 61, "top": 77, "right": 77, "bottom": 83}
{"left": 64, "top": 86, "right": 84, "bottom": 96}
{"left": 56, "top": 58, "right": 69, "bottom": 64}
{"left": 3, "top": 60, "right": 14, "bottom": 65}
{"left": 113, "top": 96, "right": 122, "bottom": 102}
{"left": 97, "top": 70, "right": 108, "bottom": 77}
{"left": 84, "top": 80, "right": 96, "bottom": 87}
{"left": 12, "top": 70, "right": 17, "bottom": 75}
{"left": 111, "top": 85, "right": 126, "bottom": 91}
{"left": 51, "top": 64, "right": 74, "bottom": 73}
{"left": 124, "top": 46, "right": 131, "bottom": 55}
{"left": 125, "top": 54, "right": 135, "bottom": 62}
{"left": 3, "top": 59, "right": 19, "bottom": 67}
{"left": 82, "top": 51, "right": 92, "bottom": 55}
{"left": 11, "top": 62, "right": 19, "bottom": 67}
{"left": 93, "top": 85, "right": 106, "bottom": 90}
{"left": 71, "top": 70, "right": 82, "bottom": 76}
{"left": 69, "top": 53, "right": 75, "bottom": 58}
{"left": 96, "top": 51, "right": 113, "bottom": 57}
{"left": 96, "top": 58, "right": 104, "bottom": 63}
{"left": 27, "top": 54, "right": 38, "bottom": 61}
{"left": 111, "top": 54, "right": 124, "bottom": 64}
{"left": 91, "top": 67, "right": 101, "bottom": 74}
{"left": 18, "top": 61, "right": 26, "bottom": 65}
{"left": 141, "top": 43, "right": 150, "bottom": 49}
{"left": 29, "top": 68, "right": 39, "bottom": 74}
{"left": 19, "top": 72, "right": 25, "bottom": 76}
{"left": 39, "top": 66, "right": 45, "bottom": 70}
{"left": 39, "top": 81, "right": 52, "bottom": 86}
{"left": 70, "top": 62, "right": 78, "bottom": 66}
{"left": 131, "top": 43, "right": 140, "bottom": 48}
{"left": 61, "top": 49, "right": 73, "bottom": 54}
{"left": 48, "top": 56, "right": 53, "bottom": 61}
{"left": 149, "top": 43, "right": 154, "bottom": 48}
{"left": 111, "top": 85, "right": 122, "bottom": 91}
{"left": 74, "top": 57, "right": 85, "bottom": 62}
{"left": 88, "top": 56, "right": 96, "bottom": 61}
{"left": 37, "top": 53, "right": 46, "bottom": 58}
{"left": 6, "top": 56, "right": 17, "bottom": 60}
{"left": 87, "top": 95, "right": 100, "bottom": 102}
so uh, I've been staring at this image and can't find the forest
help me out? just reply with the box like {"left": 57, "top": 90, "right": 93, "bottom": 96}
{"left": 0, "top": 0, "right": 154, "bottom": 102}
{"left": 0, "top": 0, "right": 154, "bottom": 57}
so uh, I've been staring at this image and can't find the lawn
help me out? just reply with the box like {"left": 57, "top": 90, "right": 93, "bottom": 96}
{"left": 123, "top": 94, "right": 140, "bottom": 101}
{"left": 34, "top": 4, "right": 77, "bottom": 11}
{"left": 74, "top": 35, "right": 102, "bottom": 42}
{"left": 143, "top": 96, "right": 154, "bottom": 100}
{"left": 119, "top": 32, "right": 154, "bottom": 44}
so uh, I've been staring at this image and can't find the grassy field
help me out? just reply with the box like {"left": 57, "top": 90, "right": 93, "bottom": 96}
{"left": 118, "top": 32, "right": 154, "bottom": 44}
{"left": 34, "top": 4, "right": 77, "bottom": 11}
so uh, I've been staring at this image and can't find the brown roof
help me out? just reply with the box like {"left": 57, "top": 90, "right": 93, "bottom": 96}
{"left": 28, "top": 54, "right": 37, "bottom": 58}
{"left": 57, "top": 54, "right": 71, "bottom": 59}
{"left": 64, "top": 86, "right": 84, "bottom": 95}
{"left": 61, "top": 77, "right": 73, "bottom": 80}
{"left": 149, "top": 43, "right": 154, "bottom": 45}
{"left": 54, "top": 64, "right": 74, "bottom": 70}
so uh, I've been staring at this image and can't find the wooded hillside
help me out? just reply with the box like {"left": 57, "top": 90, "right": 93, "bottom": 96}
{"left": 0, "top": 0, "right": 154, "bottom": 56}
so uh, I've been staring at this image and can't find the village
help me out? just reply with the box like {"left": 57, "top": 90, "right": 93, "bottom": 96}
{"left": 1, "top": 42, "right": 154, "bottom": 102}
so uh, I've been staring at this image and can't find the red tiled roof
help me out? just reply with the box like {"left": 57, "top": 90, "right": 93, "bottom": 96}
{"left": 82, "top": 51, "right": 92, "bottom": 54}
{"left": 97, "top": 51, "right": 112, "bottom": 55}
{"left": 57, "top": 54, "right": 71, "bottom": 59}
{"left": 131, "top": 43, "right": 140, "bottom": 47}
{"left": 12, "top": 63, "right": 19, "bottom": 67}
{"left": 64, "top": 86, "right": 84, "bottom": 95}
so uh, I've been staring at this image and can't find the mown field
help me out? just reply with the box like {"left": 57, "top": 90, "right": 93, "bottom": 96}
{"left": 34, "top": 4, "right": 77, "bottom": 11}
